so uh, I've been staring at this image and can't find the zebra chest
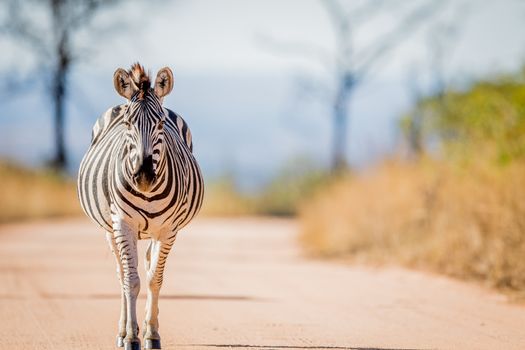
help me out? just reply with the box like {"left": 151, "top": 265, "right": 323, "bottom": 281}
{"left": 119, "top": 198, "right": 180, "bottom": 232}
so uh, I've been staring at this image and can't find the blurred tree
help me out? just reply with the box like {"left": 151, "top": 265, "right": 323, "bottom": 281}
{"left": 0, "top": 0, "right": 128, "bottom": 171}
{"left": 261, "top": 0, "right": 444, "bottom": 172}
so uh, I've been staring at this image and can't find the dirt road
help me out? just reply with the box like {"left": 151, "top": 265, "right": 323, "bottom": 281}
{"left": 0, "top": 218, "right": 524, "bottom": 350}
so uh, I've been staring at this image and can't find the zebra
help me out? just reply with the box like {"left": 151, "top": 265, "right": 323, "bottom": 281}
{"left": 77, "top": 63, "right": 204, "bottom": 350}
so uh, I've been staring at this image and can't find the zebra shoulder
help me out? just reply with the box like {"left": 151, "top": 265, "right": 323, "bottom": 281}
{"left": 91, "top": 105, "right": 125, "bottom": 145}
{"left": 164, "top": 108, "right": 193, "bottom": 152}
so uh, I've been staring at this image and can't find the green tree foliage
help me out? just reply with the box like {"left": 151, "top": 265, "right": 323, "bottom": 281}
{"left": 403, "top": 68, "right": 525, "bottom": 164}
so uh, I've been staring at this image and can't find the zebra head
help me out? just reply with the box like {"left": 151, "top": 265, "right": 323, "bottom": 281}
{"left": 113, "top": 63, "right": 174, "bottom": 192}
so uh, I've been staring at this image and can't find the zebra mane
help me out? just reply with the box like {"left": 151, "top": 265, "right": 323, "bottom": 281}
{"left": 129, "top": 63, "right": 151, "bottom": 100}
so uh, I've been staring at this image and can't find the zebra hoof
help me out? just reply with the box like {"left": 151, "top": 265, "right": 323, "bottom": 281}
{"left": 124, "top": 340, "right": 141, "bottom": 350}
{"left": 116, "top": 336, "right": 125, "bottom": 347}
{"left": 144, "top": 338, "right": 161, "bottom": 349}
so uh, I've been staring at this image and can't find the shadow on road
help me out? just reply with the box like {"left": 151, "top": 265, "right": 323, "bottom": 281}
{"left": 181, "top": 344, "right": 428, "bottom": 350}
{"left": 0, "top": 293, "right": 260, "bottom": 301}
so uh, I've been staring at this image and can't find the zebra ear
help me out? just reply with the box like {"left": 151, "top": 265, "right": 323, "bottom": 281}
{"left": 113, "top": 68, "right": 137, "bottom": 100}
{"left": 154, "top": 67, "right": 174, "bottom": 99}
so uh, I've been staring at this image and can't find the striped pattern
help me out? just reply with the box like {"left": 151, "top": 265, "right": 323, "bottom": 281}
{"left": 78, "top": 101, "right": 202, "bottom": 235}
{"left": 77, "top": 64, "right": 203, "bottom": 349}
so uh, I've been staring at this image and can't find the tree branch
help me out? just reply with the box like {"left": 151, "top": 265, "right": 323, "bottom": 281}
{"left": 320, "top": 0, "right": 349, "bottom": 27}
{"left": 354, "top": 0, "right": 446, "bottom": 83}
{"left": 256, "top": 32, "right": 334, "bottom": 72}
{"left": 349, "top": 0, "right": 388, "bottom": 27}
{"left": 293, "top": 74, "right": 334, "bottom": 104}
{"left": 67, "top": 0, "right": 125, "bottom": 30}
{"left": 0, "top": 0, "right": 51, "bottom": 59}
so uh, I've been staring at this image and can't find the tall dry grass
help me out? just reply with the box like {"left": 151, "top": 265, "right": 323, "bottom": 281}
{"left": 199, "top": 177, "right": 257, "bottom": 216}
{"left": 0, "top": 161, "right": 82, "bottom": 223}
{"left": 299, "top": 160, "right": 525, "bottom": 296}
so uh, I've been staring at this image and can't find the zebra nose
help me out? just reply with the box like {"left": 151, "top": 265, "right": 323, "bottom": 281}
{"left": 133, "top": 155, "right": 152, "bottom": 173}
{"left": 133, "top": 155, "right": 155, "bottom": 184}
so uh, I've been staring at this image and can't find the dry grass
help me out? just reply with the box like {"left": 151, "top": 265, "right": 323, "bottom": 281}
{"left": 299, "top": 160, "right": 525, "bottom": 297}
{"left": 199, "top": 177, "right": 257, "bottom": 217}
{"left": 0, "top": 161, "right": 82, "bottom": 223}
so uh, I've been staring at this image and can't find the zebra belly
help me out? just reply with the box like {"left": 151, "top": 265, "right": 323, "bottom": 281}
{"left": 77, "top": 164, "right": 113, "bottom": 232}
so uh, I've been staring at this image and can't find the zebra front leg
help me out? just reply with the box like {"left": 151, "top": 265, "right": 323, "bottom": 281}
{"left": 113, "top": 219, "right": 141, "bottom": 350}
{"left": 106, "top": 231, "right": 127, "bottom": 347}
{"left": 143, "top": 233, "right": 177, "bottom": 349}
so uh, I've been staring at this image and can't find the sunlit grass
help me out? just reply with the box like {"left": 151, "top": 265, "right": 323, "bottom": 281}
{"left": 299, "top": 159, "right": 525, "bottom": 298}
{"left": 0, "top": 161, "right": 82, "bottom": 223}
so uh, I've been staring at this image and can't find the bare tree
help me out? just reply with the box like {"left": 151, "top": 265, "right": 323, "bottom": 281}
{"left": 0, "top": 0, "right": 127, "bottom": 171}
{"left": 261, "top": 0, "right": 444, "bottom": 172}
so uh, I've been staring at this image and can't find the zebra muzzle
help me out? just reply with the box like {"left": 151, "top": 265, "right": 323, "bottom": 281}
{"left": 133, "top": 155, "right": 156, "bottom": 191}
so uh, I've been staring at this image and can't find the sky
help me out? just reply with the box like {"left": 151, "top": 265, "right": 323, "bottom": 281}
{"left": 1, "top": 0, "right": 525, "bottom": 189}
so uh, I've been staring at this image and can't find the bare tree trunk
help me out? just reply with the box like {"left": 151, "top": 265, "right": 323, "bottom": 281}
{"left": 408, "top": 108, "right": 423, "bottom": 159}
{"left": 50, "top": 1, "right": 70, "bottom": 171}
{"left": 52, "top": 58, "right": 68, "bottom": 170}
{"left": 332, "top": 73, "right": 353, "bottom": 172}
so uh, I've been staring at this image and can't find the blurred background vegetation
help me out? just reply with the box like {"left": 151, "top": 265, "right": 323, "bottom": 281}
{"left": 1, "top": 0, "right": 525, "bottom": 296}
{"left": 301, "top": 68, "right": 525, "bottom": 298}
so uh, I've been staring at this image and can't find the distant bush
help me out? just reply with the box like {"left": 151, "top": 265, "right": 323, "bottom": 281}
{"left": 201, "top": 159, "right": 330, "bottom": 217}
{"left": 255, "top": 159, "right": 330, "bottom": 216}
{"left": 0, "top": 161, "right": 82, "bottom": 223}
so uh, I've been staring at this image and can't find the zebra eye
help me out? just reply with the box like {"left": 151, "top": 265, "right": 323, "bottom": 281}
{"left": 124, "top": 120, "right": 132, "bottom": 130}
{"left": 157, "top": 120, "right": 164, "bottom": 130}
